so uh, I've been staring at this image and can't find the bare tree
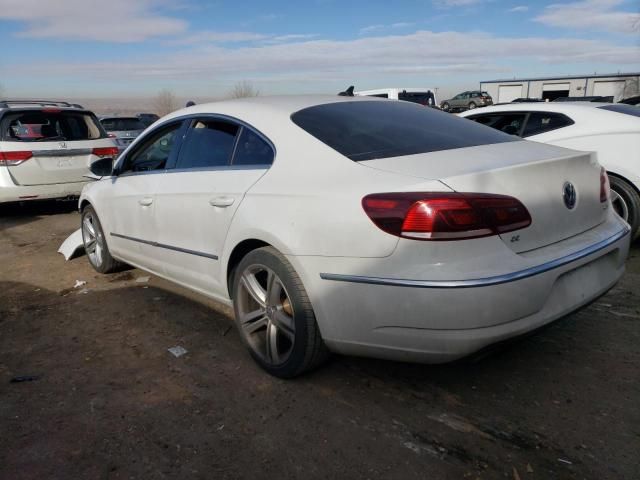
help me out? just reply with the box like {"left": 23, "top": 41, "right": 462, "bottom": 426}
{"left": 228, "top": 81, "right": 260, "bottom": 99}
{"left": 153, "top": 88, "right": 179, "bottom": 116}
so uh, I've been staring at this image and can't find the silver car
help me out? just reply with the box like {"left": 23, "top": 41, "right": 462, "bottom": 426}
{"left": 99, "top": 116, "right": 146, "bottom": 154}
{"left": 441, "top": 91, "right": 493, "bottom": 112}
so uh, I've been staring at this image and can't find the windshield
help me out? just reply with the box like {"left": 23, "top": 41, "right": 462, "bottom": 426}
{"left": 101, "top": 117, "right": 145, "bottom": 131}
{"left": 598, "top": 104, "right": 640, "bottom": 118}
{"left": 3, "top": 110, "right": 106, "bottom": 142}
{"left": 291, "top": 101, "right": 518, "bottom": 161}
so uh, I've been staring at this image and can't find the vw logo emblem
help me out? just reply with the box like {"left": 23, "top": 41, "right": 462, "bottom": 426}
{"left": 59, "top": 141, "right": 67, "bottom": 149}
{"left": 563, "top": 182, "right": 577, "bottom": 210}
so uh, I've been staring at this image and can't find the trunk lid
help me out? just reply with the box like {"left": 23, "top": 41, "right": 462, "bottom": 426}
{"left": 359, "top": 141, "right": 606, "bottom": 253}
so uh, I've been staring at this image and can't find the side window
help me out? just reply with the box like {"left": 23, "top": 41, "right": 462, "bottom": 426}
{"left": 233, "top": 128, "right": 274, "bottom": 166}
{"left": 176, "top": 119, "right": 239, "bottom": 169}
{"left": 468, "top": 113, "right": 527, "bottom": 136}
{"left": 522, "top": 112, "right": 574, "bottom": 137}
{"left": 120, "top": 123, "right": 181, "bottom": 174}
{"left": 367, "top": 93, "right": 389, "bottom": 98}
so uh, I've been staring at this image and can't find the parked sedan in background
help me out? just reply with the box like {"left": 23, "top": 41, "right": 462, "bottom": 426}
{"left": 441, "top": 90, "right": 493, "bottom": 112}
{"left": 99, "top": 116, "right": 146, "bottom": 154}
{"left": 0, "top": 100, "right": 118, "bottom": 203}
{"left": 460, "top": 103, "right": 640, "bottom": 239}
{"left": 79, "top": 96, "right": 629, "bottom": 377}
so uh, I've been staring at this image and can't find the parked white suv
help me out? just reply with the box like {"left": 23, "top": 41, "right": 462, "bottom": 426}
{"left": 0, "top": 100, "right": 118, "bottom": 203}
{"left": 355, "top": 87, "right": 438, "bottom": 107}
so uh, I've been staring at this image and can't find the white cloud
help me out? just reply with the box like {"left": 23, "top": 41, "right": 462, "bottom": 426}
{"left": 509, "top": 6, "right": 529, "bottom": 12}
{"left": 359, "top": 22, "right": 415, "bottom": 35}
{"left": 169, "top": 31, "right": 269, "bottom": 46}
{"left": 9, "top": 30, "right": 637, "bottom": 89}
{"left": 535, "top": 0, "right": 640, "bottom": 34}
{"left": 0, "top": 0, "right": 187, "bottom": 42}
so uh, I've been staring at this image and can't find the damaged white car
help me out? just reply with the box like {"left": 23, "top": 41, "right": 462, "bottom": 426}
{"left": 64, "top": 96, "right": 630, "bottom": 377}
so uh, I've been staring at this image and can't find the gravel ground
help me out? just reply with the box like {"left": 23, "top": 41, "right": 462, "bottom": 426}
{"left": 1, "top": 201, "right": 639, "bottom": 480}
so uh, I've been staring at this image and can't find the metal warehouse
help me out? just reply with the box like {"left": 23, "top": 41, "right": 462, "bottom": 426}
{"left": 480, "top": 72, "right": 640, "bottom": 103}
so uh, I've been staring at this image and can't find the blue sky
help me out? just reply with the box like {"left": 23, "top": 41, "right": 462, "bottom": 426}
{"left": 0, "top": 0, "right": 638, "bottom": 99}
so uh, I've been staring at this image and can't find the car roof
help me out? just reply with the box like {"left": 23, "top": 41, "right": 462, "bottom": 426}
{"left": 163, "top": 94, "right": 387, "bottom": 121}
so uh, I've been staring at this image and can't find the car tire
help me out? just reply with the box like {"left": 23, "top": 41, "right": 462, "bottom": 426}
{"left": 81, "top": 205, "right": 122, "bottom": 274}
{"left": 232, "top": 246, "right": 330, "bottom": 378}
{"left": 468, "top": 102, "right": 477, "bottom": 110}
{"left": 441, "top": 102, "right": 450, "bottom": 112}
{"left": 609, "top": 176, "right": 640, "bottom": 240}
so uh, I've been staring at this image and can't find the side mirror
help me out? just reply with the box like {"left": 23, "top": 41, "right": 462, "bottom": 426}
{"left": 89, "top": 157, "right": 114, "bottom": 177}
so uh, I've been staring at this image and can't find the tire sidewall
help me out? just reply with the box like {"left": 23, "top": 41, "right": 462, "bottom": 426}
{"left": 468, "top": 102, "right": 477, "bottom": 109}
{"left": 442, "top": 103, "right": 450, "bottom": 112}
{"left": 609, "top": 176, "right": 640, "bottom": 239}
{"left": 232, "top": 248, "right": 316, "bottom": 377}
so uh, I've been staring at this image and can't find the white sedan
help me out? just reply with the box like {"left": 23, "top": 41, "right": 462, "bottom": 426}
{"left": 79, "top": 96, "right": 630, "bottom": 377}
{"left": 459, "top": 102, "right": 640, "bottom": 239}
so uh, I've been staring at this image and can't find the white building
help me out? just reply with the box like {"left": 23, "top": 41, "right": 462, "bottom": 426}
{"left": 480, "top": 72, "right": 640, "bottom": 103}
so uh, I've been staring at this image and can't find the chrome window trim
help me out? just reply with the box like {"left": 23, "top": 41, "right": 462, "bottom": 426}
{"left": 110, "top": 232, "right": 218, "bottom": 260}
{"left": 320, "top": 227, "right": 629, "bottom": 289}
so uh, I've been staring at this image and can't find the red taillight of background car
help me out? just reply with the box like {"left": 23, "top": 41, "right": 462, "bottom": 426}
{"left": 92, "top": 147, "right": 119, "bottom": 157}
{"left": 600, "top": 167, "right": 609, "bottom": 203}
{"left": 362, "top": 192, "right": 531, "bottom": 240}
{"left": 0, "top": 150, "right": 33, "bottom": 166}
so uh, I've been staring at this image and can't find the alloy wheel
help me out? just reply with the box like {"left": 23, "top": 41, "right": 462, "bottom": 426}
{"left": 611, "top": 189, "right": 629, "bottom": 222}
{"left": 82, "top": 211, "right": 104, "bottom": 267}
{"left": 236, "top": 264, "right": 296, "bottom": 365}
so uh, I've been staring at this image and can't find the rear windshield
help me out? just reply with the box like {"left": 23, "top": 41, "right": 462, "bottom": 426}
{"left": 598, "top": 104, "right": 640, "bottom": 118}
{"left": 291, "top": 101, "right": 518, "bottom": 161}
{"left": 2, "top": 110, "right": 106, "bottom": 142}
{"left": 100, "top": 118, "right": 145, "bottom": 131}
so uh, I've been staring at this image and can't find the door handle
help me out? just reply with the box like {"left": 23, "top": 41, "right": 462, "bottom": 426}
{"left": 209, "top": 196, "right": 235, "bottom": 208}
{"left": 138, "top": 197, "right": 153, "bottom": 206}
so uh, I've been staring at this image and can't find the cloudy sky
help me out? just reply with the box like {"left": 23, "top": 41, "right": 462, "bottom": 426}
{"left": 0, "top": 0, "right": 638, "bottom": 99}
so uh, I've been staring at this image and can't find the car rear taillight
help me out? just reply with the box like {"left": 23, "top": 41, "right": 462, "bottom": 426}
{"left": 107, "top": 133, "right": 116, "bottom": 138}
{"left": 0, "top": 151, "right": 33, "bottom": 166}
{"left": 362, "top": 192, "right": 531, "bottom": 241}
{"left": 92, "top": 147, "right": 119, "bottom": 157}
{"left": 600, "top": 167, "right": 609, "bottom": 203}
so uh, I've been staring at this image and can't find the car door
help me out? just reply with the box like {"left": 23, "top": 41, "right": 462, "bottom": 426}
{"left": 153, "top": 117, "right": 274, "bottom": 296}
{"left": 106, "top": 120, "right": 186, "bottom": 273}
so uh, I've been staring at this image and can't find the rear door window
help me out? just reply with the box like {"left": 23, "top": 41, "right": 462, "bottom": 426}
{"left": 176, "top": 119, "right": 239, "bottom": 169}
{"left": 3, "top": 111, "right": 106, "bottom": 142}
{"left": 521, "top": 112, "right": 574, "bottom": 137}
{"left": 467, "top": 113, "right": 527, "bottom": 136}
{"left": 291, "top": 101, "right": 518, "bottom": 161}
{"left": 232, "top": 128, "right": 274, "bottom": 166}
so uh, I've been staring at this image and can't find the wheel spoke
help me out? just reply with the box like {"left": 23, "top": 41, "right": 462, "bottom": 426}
{"left": 85, "top": 238, "right": 96, "bottom": 253}
{"left": 83, "top": 217, "right": 96, "bottom": 238}
{"left": 241, "top": 273, "right": 267, "bottom": 307}
{"left": 266, "top": 274, "right": 283, "bottom": 306}
{"left": 265, "top": 321, "right": 280, "bottom": 363}
{"left": 272, "top": 310, "right": 295, "bottom": 340}
{"left": 241, "top": 308, "right": 268, "bottom": 334}
{"left": 95, "top": 242, "right": 103, "bottom": 265}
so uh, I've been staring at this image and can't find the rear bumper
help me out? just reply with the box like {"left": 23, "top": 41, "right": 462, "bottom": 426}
{"left": 289, "top": 216, "right": 630, "bottom": 363}
{"left": 0, "top": 168, "right": 87, "bottom": 203}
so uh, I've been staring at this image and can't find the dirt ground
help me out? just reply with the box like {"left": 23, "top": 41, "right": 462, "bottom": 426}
{"left": 1, "top": 201, "right": 638, "bottom": 480}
